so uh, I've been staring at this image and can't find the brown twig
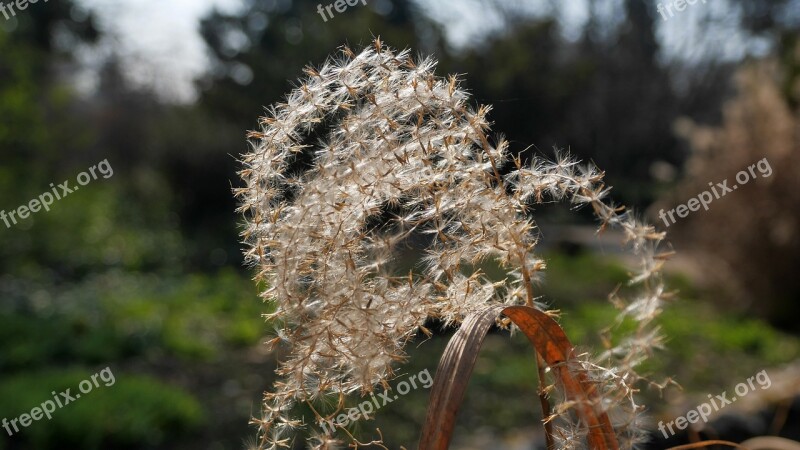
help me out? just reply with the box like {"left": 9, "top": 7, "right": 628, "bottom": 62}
{"left": 536, "top": 351, "right": 556, "bottom": 450}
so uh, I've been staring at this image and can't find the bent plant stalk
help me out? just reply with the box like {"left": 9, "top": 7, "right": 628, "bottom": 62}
{"left": 419, "top": 305, "right": 619, "bottom": 450}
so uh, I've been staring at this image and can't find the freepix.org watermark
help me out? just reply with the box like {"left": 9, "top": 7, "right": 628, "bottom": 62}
{"left": 2, "top": 367, "right": 116, "bottom": 437}
{"left": 657, "top": 0, "right": 706, "bottom": 22}
{"left": 0, "top": 0, "right": 49, "bottom": 21}
{"left": 316, "top": 0, "right": 366, "bottom": 22}
{"left": 658, "top": 157, "right": 772, "bottom": 227}
{"left": 318, "top": 368, "right": 433, "bottom": 435}
{"left": 1, "top": 159, "right": 113, "bottom": 229}
{"left": 658, "top": 369, "right": 771, "bottom": 438}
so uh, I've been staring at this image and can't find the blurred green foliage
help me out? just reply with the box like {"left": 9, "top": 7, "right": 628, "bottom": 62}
{"left": 0, "top": 261, "right": 263, "bottom": 448}
{"left": 1, "top": 270, "right": 263, "bottom": 372}
{"left": 0, "top": 183, "right": 185, "bottom": 279}
{"left": 0, "top": 370, "right": 202, "bottom": 449}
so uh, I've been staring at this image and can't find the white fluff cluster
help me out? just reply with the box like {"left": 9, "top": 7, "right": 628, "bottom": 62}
{"left": 237, "top": 39, "right": 670, "bottom": 450}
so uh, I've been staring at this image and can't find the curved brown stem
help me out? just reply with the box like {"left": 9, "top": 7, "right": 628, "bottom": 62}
{"left": 418, "top": 304, "right": 619, "bottom": 450}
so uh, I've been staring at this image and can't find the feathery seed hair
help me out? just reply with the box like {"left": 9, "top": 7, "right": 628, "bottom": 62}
{"left": 237, "top": 38, "right": 670, "bottom": 450}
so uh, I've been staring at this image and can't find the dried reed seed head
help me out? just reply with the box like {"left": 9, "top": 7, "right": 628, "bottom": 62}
{"left": 238, "top": 39, "right": 670, "bottom": 450}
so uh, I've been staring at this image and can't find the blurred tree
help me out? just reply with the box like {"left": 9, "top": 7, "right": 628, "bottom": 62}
{"left": 0, "top": 0, "right": 107, "bottom": 277}
{"left": 730, "top": 0, "right": 800, "bottom": 106}
{"left": 444, "top": 1, "right": 681, "bottom": 206}
{"left": 3, "top": 0, "right": 97, "bottom": 53}
{"left": 665, "top": 58, "right": 800, "bottom": 331}
{"left": 197, "top": 0, "right": 445, "bottom": 128}
{"left": 657, "top": 0, "right": 800, "bottom": 330}
{"left": 0, "top": 0, "right": 98, "bottom": 176}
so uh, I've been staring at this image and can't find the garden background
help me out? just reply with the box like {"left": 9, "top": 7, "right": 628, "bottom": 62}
{"left": 1, "top": 0, "right": 799, "bottom": 448}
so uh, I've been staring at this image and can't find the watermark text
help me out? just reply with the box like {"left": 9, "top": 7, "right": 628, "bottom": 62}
{"left": 2, "top": 367, "right": 116, "bottom": 437}
{"left": 317, "top": 0, "right": 366, "bottom": 22}
{"left": 659, "top": 157, "right": 771, "bottom": 227}
{"left": 658, "top": 369, "right": 771, "bottom": 438}
{"left": 1, "top": 159, "right": 114, "bottom": 229}
{"left": 0, "top": 0, "right": 49, "bottom": 21}
{"left": 318, "top": 368, "right": 432, "bottom": 435}
{"left": 657, "top": 0, "right": 706, "bottom": 22}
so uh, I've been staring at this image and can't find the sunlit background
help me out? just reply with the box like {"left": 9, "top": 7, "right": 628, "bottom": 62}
{"left": 1, "top": 1, "right": 798, "bottom": 449}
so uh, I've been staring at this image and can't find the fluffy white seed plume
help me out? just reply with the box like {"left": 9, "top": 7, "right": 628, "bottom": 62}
{"left": 237, "top": 38, "right": 670, "bottom": 450}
